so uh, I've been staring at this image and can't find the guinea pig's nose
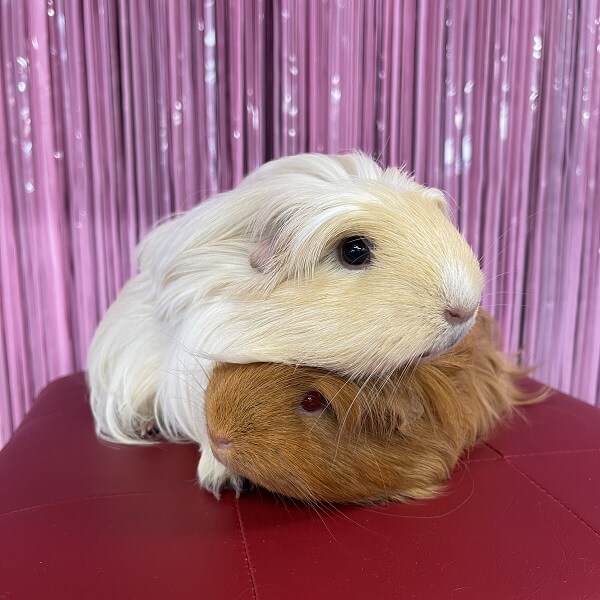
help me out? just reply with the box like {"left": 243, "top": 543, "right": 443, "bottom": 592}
{"left": 444, "top": 305, "right": 477, "bottom": 325}
{"left": 210, "top": 435, "right": 233, "bottom": 450}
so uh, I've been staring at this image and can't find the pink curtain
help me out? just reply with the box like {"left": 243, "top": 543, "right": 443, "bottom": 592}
{"left": 1, "top": 1, "right": 599, "bottom": 447}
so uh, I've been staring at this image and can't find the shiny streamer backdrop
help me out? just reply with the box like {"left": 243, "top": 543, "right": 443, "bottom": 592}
{"left": 1, "top": 1, "right": 599, "bottom": 446}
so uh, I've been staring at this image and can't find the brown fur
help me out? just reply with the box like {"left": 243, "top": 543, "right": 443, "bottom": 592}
{"left": 204, "top": 310, "right": 544, "bottom": 504}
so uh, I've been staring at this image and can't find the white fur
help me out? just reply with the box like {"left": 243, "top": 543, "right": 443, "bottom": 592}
{"left": 87, "top": 152, "right": 484, "bottom": 493}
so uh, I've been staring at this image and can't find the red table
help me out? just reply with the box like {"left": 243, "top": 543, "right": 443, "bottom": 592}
{"left": 1, "top": 374, "right": 599, "bottom": 599}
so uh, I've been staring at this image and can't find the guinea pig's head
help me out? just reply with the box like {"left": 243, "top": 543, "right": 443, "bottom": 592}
{"left": 204, "top": 362, "right": 459, "bottom": 504}
{"left": 242, "top": 152, "right": 484, "bottom": 378}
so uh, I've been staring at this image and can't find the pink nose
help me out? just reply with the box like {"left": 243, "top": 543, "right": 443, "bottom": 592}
{"left": 444, "top": 306, "right": 476, "bottom": 325}
{"left": 210, "top": 435, "right": 233, "bottom": 450}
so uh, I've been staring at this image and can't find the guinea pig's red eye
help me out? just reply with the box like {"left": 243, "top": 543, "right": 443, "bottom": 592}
{"left": 338, "top": 236, "right": 372, "bottom": 268}
{"left": 300, "top": 391, "right": 327, "bottom": 413}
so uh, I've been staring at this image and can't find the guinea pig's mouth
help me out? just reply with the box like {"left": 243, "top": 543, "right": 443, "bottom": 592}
{"left": 420, "top": 317, "right": 475, "bottom": 362}
{"left": 419, "top": 340, "right": 455, "bottom": 362}
{"left": 210, "top": 444, "right": 241, "bottom": 476}
{"left": 211, "top": 446, "right": 254, "bottom": 482}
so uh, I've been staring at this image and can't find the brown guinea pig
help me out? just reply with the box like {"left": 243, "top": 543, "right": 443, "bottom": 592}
{"left": 204, "top": 310, "right": 539, "bottom": 504}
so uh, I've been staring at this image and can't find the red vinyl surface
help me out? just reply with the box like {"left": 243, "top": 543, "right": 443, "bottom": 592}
{"left": 1, "top": 375, "right": 599, "bottom": 599}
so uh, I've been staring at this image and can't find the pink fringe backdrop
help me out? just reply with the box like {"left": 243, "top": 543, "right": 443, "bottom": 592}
{"left": 1, "top": 1, "right": 599, "bottom": 446}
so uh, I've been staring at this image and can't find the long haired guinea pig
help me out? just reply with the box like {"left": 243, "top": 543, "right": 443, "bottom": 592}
{"left": 86, "top": 152, "right": 484, "bottom": 496}
{"left": 205, "top": 311, "right": 534, "bottom": 504}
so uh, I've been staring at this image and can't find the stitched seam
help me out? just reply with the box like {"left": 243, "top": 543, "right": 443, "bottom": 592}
{"left": 495, "top": 448, "right": 600, "bottom": 459}
{"left": 0, "top": 489, "right": 195, "bottom": 519}
{"left": 506, "top": 458, "right": 600, "bottom": 539}
{"left": 483, "top": 441, "right": 505, "bottom": 458}
{"left": 234, "top": 497, "right": 258, "bottom": 600}
{"left": 486, "top": 440, "right": 600, "bottom": 538}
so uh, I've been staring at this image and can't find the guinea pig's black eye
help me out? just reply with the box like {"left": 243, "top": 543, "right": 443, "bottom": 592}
{"left": 338, "top": 236, "right": 372, "bottom": 268}
{"left": 300, "top": 391, "right": 327, "bottom": 413}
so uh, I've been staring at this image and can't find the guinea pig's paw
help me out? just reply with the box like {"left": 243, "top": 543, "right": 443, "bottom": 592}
{"left": 138, "top": 421, "right": 162, "bottom": 440}
{"left": 197, "top": 450, "right": 246, "bottom": 499}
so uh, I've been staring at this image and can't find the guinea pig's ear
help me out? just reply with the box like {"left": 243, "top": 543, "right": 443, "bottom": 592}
{"left": 249, "top": 238, "right": 275, "bottom": 272}
{"left": 248, "top": 235, "right": 293, "bottom": 276}
{"left": 248, "top": 226, "right": 302, "bottom": 280}
{"left": 429, "top": 189, "right": 451, "bottom": 218}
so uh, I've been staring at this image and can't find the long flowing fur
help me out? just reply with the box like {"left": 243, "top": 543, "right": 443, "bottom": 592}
{"left": 86, "top": 152, "right": 484, "bottom": 491}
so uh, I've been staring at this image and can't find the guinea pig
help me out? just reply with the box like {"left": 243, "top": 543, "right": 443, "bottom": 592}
{"left": 86, "top": 151, "right": 484, "bottom": 496}
{"left": 204, "top": 310, "right": 534, "bottom": 504}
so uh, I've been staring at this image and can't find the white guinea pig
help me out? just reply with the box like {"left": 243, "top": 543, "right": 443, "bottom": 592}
{"left": 86, "top": 152, "right": 484, "bottom": 495}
